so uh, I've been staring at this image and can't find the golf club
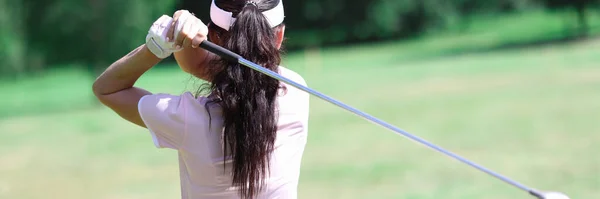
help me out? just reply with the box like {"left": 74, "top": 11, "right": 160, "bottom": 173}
{"left": 199, "top": 40, "right": 570, "bottom": 199}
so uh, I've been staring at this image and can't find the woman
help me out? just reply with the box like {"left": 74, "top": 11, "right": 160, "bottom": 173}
{"left": 92, "top": 0, "right": 309, "bottom": 198}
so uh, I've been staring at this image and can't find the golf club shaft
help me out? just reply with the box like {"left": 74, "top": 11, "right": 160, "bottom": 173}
{"left": 199, "top": 41, "right": 542, "bottom": 197}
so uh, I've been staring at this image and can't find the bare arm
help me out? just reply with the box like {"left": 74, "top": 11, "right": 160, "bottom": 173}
{"left": 93, "top": 10, "right": 208, "bottom": 128}
{"left": 92, "top": 44, "right": 161, "bottom": 128}
{"left": 173, "top": 47, "right": 215, "bottom": 81}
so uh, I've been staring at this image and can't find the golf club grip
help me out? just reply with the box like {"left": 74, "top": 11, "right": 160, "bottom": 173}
{"left": 200, "top": 41, "right": 241, "bottom": 62}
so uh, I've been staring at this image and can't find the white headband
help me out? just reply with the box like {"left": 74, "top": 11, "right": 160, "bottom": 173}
{"left": 210, "top": 0, "right": 285, "bottom": 31}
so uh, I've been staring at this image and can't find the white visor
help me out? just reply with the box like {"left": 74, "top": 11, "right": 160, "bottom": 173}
{"left": 210, "top": 0, "right": 285, "bottom": 31}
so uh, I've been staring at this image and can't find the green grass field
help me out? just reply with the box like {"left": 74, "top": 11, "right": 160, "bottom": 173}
{"left": 1, "top": 11, "right": 600, "bottom": 199}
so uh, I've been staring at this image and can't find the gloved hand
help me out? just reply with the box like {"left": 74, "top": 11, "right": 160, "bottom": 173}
{"left": 145, "top": 15, "right": 182, "bottom": 59}
{"left": 170, "top": 10, "right": 209, "bottom": 49}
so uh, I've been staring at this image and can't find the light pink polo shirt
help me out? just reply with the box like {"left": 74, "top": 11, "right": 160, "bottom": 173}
{"left": 138, "top": 66, "right": 309, "bottom": 199}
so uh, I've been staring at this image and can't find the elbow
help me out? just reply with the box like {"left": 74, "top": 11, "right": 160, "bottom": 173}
{"left": 91, "top": 80, "right": 107, "bottom": 102}
{"left": 92, "top": 83, "right": 104, "bottom": 105}
{"left": 91, "top": 82, "right": 111, "bottom": 107}
{"left": 91, "top": 80, "right": 101, "bottom": 97}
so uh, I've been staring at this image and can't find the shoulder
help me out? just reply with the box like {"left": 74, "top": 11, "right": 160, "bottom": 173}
{"left": 138, "top": 92, "right": 216, "bottom": 124}
{"left": 137, "top": 92, "right": 218, "bottom": 149}
{"left": 277, "top": 66, "right": 309, "bottom": 100}
{"left": 139, "top": 92, "right": 197, "bottom": 111}
{"left": 278, "top": 66, "right": 307, "bottom": 87}
{"left": 276, "top": 66, "right": 309, "bottom": 115}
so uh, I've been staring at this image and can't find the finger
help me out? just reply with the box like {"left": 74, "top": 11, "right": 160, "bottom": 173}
{"left": 173, "top": 10, "right": 185, "bottom": 18}
{"left": 174, "top": 11, "right": 192, "bottom": 44}
{"left": 167, "top": 23, "right": 175, "bottom": 42}
{"left": 185, "top": 20, "right": 203, "bottom": 48}
{"left": 185, "top": 18, "right": 200, "bottom": 47}
{"left": 198, "top": 19, "right": 209, "bottom": 36}
{"left": 182, "top": 37, "right": 192, "bottom": 49}
{"left": 180, "top": 19, "right": 194, "bottom": 48}
{"left": 191, "top": 34, "right": 206, "bottom": 49}
{"left": 168, "top": 10, "right": 185, "bottom": 42}
{"left": 157, "top": 15, "right": 171, "bottom": 26}
{"left": 159, "top": 15, "right": 173, "bottom": 36}
{"left": 151, "top": 15, "right": 169, "bottom": 32}
{"left": 192, "top": 21, "right": 208, "bottom": 48}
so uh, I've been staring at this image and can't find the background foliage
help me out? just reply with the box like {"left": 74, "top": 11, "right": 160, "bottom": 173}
{"left": 0, "top": 0, "right": 599, "bottom": 77}
{"left": 1, "top": 1, "right": 599, "bottom": 198}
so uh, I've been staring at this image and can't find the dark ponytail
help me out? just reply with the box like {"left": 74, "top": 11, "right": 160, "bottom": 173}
{"left": 205, "top": 0, "right": 283, "bottom": 198}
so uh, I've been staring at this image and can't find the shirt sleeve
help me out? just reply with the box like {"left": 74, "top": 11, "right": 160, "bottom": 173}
{"left": 138, "top": 93, "right": 189, "bottom": 150}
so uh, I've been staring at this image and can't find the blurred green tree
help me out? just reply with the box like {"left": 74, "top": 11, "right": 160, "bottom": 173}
{"left": 268, "top": 0, "right": 539, "bottom": 48}
{"left": 0, "top": 0, "right": 27, "bottom": 78}
{"left": 3, "top": 0, "right": 597, "bottom": 79}
{"left": 541, "top": 0, "right": 600, "bottom": 36}
{"left": 0, "top": 0, "right": 177, "bottom": 78}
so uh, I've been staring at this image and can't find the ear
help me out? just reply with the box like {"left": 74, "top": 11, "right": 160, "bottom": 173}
{"left": 275, "top": 25, "right": 285, "bottom": 50}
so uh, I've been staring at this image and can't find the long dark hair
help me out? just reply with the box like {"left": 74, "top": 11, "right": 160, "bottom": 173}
{"left": 203, "top": 0, "right": 284, "bottom": 198}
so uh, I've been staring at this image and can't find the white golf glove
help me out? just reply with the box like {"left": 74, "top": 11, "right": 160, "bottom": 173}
{"left": 145, "top": 15, "right": 181, "bottom": 59}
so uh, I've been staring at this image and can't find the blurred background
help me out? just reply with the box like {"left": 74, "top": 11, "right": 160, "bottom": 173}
{"left": 1, "top": 0, "right": 599, "bottom": 198}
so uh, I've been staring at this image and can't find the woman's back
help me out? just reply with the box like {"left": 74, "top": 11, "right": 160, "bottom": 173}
{"left": 138, "top": 66, "right": 309, "bottom": 199}
{"left": 92, "top": 0, "right": 304, "bottom": 198}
